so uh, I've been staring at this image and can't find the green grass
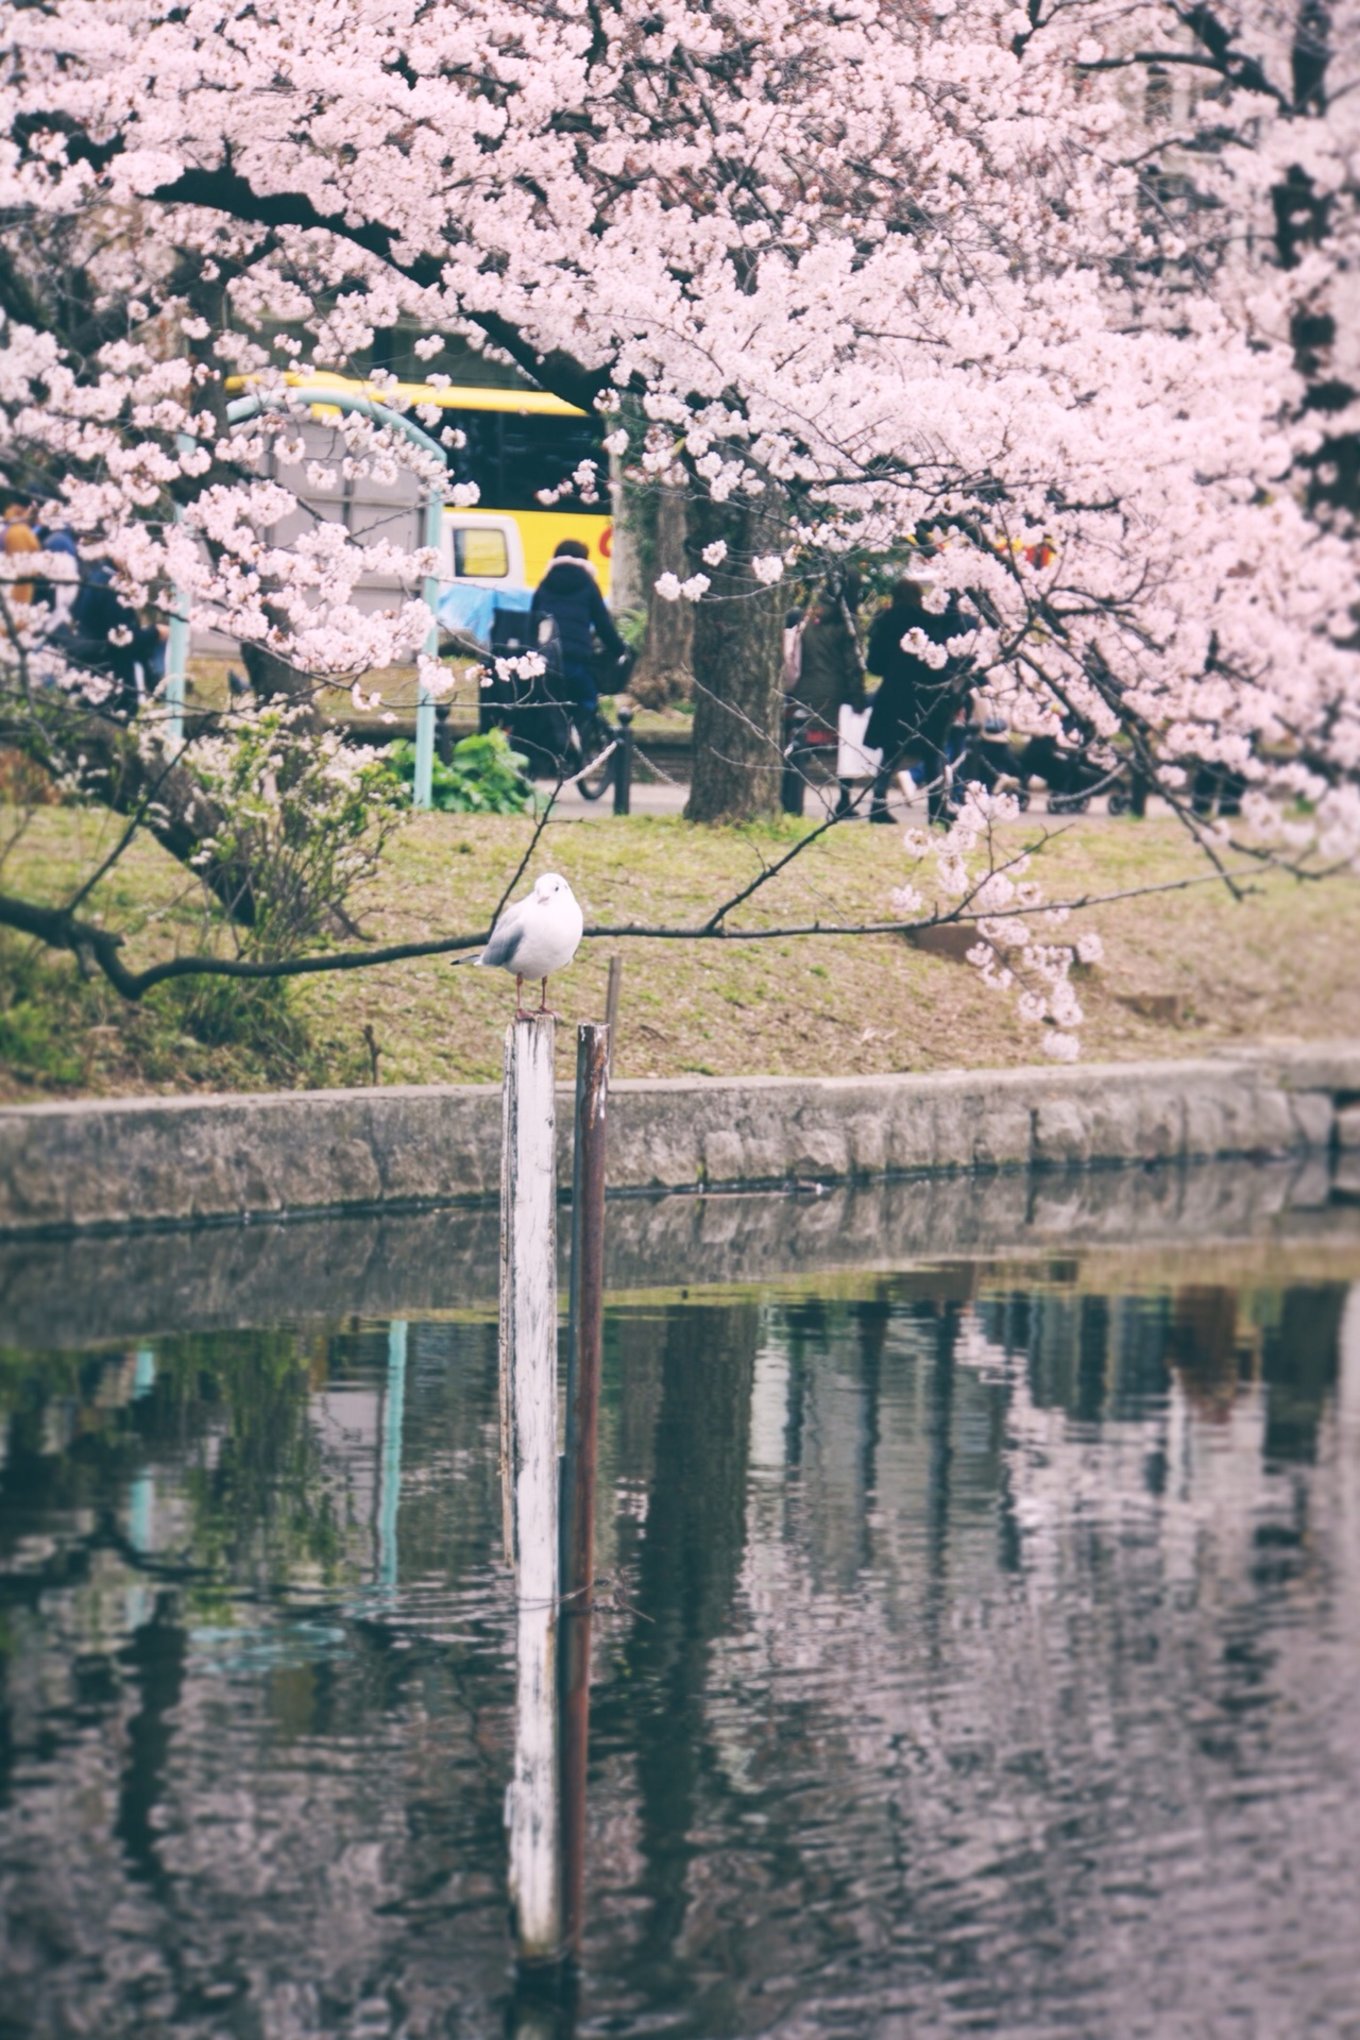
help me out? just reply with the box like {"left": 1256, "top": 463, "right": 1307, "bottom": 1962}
{"left": 2, "top": 800, "right": 1357, "bottom": 1101}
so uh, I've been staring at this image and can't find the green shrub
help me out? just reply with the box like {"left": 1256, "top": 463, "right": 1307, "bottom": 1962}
{"left": 0, "top": 941, "right": 87, "bottom": 1087}
{"left": 188, "top": 712, "right": 404, "bottom": 955}
{"left": 0, "top": 933, "right": 358, "bottom": 1099}
{"left": 379, "top": 728, "right": 534, "bottom": 814}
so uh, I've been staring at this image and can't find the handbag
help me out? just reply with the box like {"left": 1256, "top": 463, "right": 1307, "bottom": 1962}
{"left": 837, "top": 702, "right": 882, "bottom": 781}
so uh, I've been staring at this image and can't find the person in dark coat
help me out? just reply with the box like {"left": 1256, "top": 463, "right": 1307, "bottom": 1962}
{"left": 864, "top": 576, "right": 974, "bottom": 823}
{"left": 47, "top": 556, "right": 164, "bottom": 717}
{"left": 788, "top": 585, "right": 863, "bottom": 734}
{"left": 530, "top": 538, "right": 628, "bottom": 728}
{"left": 784, "top": 577, "right": 870, "bottom": 818}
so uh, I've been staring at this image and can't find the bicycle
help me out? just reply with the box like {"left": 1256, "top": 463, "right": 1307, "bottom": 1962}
{"left": 479, "top": 628, "right": 631, "bottom": 800}
{"left": 564, "top": 702, "right": 619, "bottom": 801}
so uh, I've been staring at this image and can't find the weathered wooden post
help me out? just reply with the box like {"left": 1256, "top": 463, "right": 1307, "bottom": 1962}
{"left": 500, "top": 1013, "right": 562, "bottom": 1962}
{"left": 560, "top": 1022, "right": 610, "bottom": 1948}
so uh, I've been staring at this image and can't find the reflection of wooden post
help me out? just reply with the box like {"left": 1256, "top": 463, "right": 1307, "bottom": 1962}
{"left": 500, "top": 1014, "right": 562, "bottom": 1962}
{"left": 377, "top": 1319, "right": 407, "bottom": 1593}
{"left": 560, "top": 1023, "right": 610, "bottom": 1948}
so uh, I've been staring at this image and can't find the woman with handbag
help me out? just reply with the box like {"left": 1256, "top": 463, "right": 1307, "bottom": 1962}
{"left": 785, "top": 575, "right": 865, "bottom": 817}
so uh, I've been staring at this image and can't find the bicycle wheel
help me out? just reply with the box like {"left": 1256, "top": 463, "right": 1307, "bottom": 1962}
{"left": 574, "top": 712, "right": 618, "bottom": 801}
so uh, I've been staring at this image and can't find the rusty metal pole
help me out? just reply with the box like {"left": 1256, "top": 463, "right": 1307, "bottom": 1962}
{"left": 559, "top": 1020, "right": 610, "bottom": 1950}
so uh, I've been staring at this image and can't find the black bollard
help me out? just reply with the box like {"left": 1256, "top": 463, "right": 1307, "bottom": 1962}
{"left": 613, "top": 703, "right": 634, "bottom": 815}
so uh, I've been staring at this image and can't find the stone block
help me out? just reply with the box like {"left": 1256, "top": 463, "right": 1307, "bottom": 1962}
{"left": 1182, "top": 1074, "right": 1297, "bottom": 1159}
{"left": 607, "top": 1087, "right": 706, "bottom": 1190}
{"left": 784, "top": 1113, "right": 852, "bottom": 1183}
{"left": 700, "top": 1129, "right": 749, "bottom": 1185}
{"left": 1263, "top": 1042, "right": 1360, "bottom": 1094}
{"left": 964, "top": 1086, "right": 1034, "bottom": 1171}
{"left": 844, "top": 1110, "right": 889, "bottom": 1178}
{"left": 1032, "top": 1092, "right": 1092, "bottom": 1166}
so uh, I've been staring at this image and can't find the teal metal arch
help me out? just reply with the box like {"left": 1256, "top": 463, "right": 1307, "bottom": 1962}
{"left": 166, "top": 385, "right": 451, "bottom": 807}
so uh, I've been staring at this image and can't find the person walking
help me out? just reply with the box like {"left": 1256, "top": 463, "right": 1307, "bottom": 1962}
{"left": 863, "top": 575, "right": 974, "bottom": 824}
{"left": 785, "top": 576, "right": 864, "bottom": 815}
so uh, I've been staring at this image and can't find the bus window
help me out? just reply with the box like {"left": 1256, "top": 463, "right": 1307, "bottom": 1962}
{"left": 451, "top": 411, "right": 607, "bottom": 515}
{"left": 454, "top": 527, "right": 511, "bottom": 578}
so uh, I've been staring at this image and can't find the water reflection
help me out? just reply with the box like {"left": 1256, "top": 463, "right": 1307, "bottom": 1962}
{"left": 1, "top": 1257, "right": 1358, "bottom": 2037}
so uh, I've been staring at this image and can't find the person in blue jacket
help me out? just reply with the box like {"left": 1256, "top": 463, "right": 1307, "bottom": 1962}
{"left": 530, "top": 539, "right": 629, "bottom": 745}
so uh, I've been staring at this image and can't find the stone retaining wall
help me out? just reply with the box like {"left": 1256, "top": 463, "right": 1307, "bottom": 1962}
{"left": 1, "top": 1042, "right": 1357, "bottom": 1238}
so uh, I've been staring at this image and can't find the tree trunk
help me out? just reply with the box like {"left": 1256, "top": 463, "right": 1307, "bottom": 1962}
{"left": 239, "top": 639, "right": 325, "bottom": 732}
{"left": 608, "top": 453, "right": 644, "bottom": 618}
{"left": 632, "top": 483, "right": 694, "bottom": 709}
{"left": 684, "top": 495, "right": 785, "bottom": 824}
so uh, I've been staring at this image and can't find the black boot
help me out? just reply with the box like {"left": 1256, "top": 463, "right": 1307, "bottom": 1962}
{"left": 868, "top": 799, "right": 895, "bottom": 824}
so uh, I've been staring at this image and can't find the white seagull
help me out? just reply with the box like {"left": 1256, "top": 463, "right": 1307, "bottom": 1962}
{"left": 462, "top": 871, "right": 584, "bottom": 1018}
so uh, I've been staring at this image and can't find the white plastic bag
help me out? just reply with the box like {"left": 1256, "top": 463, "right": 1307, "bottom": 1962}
{"left": 837, "top": 703, "right": 882, "bottom": 781}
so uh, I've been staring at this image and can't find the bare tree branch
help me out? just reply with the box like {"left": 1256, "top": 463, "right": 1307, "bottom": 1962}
{"left": 0, "top": 854, "right": 1276, "bottom": 1006}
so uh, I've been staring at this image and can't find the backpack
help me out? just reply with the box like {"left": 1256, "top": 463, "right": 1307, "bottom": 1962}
{"left": 533, "top": 608, "right": 565, "bottom": 683}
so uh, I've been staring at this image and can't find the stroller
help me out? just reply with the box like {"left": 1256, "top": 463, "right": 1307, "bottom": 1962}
{"left": 952, "top": 722, "right": 1134, "bottom": 816}
{"left": 779, "top": 702, "right": 842, "bottom": 814}
{"left": 1014, "top": 733, "right": 1134, "bottom": 814}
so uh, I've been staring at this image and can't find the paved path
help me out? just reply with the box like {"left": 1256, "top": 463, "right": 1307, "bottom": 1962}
{"left": 543, "top": 768, "right": 1140, "bottom": 825}
{"left": 543, "top": 760, "right": 689, "bottom": 819}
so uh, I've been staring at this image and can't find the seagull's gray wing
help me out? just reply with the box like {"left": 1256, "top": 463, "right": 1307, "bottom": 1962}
{"left": 478, "top": 896, "right": 531, "bottom": 969}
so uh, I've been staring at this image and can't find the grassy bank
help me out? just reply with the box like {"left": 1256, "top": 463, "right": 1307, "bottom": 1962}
{"left": 1, "top": 802, "right": 1355, "bottom": 1102}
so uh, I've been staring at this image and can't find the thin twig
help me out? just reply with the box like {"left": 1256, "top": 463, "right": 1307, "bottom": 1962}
{"left": 489, "top": 774, "right": 565, "bottom": 926}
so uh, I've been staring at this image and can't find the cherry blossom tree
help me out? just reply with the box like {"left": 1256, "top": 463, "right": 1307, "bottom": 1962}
{"left": 1, "top": 0, "right": 1357, "bottom": 1059}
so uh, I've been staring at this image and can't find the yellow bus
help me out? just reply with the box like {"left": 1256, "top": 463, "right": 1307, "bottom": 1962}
{"left": 279, "top": 371, "right": 614, "bottom": 595}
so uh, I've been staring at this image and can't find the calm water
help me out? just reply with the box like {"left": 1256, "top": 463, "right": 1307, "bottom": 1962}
{"left": 2, "top": 1258, "right": 1359, "bottom": 2037}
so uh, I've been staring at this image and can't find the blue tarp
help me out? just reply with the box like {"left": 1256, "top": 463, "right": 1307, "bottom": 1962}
{"left": 436, "top": 582, "right": 533, "bottom": 645}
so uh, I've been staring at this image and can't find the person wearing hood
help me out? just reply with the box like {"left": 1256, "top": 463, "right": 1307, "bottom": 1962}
{"left": 530, "top": 539, "right": 628, "bottom": 731}
{"left": 863, "top": 575, "right": 975, "bottom": 824}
